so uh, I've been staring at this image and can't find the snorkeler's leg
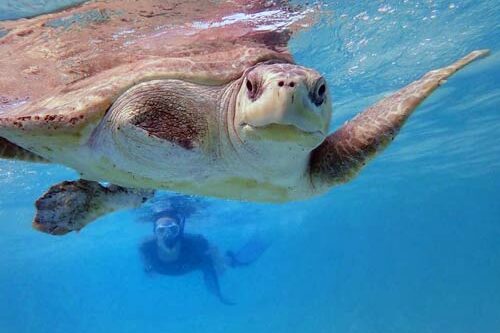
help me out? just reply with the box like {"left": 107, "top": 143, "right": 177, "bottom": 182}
{"left": 226, "top": 234, "right": 271, "bottom": 268}
{"left": 33, "top": 179, "right": 154, "bottom": 235}
{"left": 202, "top": 263, "right": 235, "bottom": 306}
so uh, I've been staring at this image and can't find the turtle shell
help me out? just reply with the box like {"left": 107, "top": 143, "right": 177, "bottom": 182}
{"left": 0, "top": 0, "right": 314, "bottom": 135}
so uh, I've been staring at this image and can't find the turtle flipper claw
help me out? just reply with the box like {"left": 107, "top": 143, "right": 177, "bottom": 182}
{"left": 33, "top": 179, "right": 153, "bottom": 235}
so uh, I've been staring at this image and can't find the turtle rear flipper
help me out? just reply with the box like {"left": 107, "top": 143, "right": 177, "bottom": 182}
{"left": 33, "top": 179, "right": 153, "bottom": 235}
{"left": 0, "top": 137, "right": 48, "bottom": 163}
{"left": 310, "top": 50, "right": 490, "bottom": 187}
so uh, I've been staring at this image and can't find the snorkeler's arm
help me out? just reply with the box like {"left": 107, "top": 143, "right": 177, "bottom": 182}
{"left": 309, "top": 50, "right": 490, "bottom": 187}
{"left": 139, "top": 239, "right": 156, "bottom": 276}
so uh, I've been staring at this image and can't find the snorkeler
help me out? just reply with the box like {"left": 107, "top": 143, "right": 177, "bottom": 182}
{"left": 139, "top": 201, "right": 268, "bottom": 305}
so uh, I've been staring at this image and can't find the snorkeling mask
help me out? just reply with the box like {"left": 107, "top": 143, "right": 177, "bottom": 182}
{"left": 154, "top": 216, "right": 185, "bottom": 247}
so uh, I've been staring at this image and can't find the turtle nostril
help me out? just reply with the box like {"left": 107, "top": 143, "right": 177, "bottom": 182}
{"left": 278, "top": 81, "right": 284, "bottom": 87}
{"left": 289, "top": 81, "right": 295, "bottom": 88}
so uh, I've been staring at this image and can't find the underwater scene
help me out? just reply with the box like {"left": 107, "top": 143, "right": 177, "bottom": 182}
{"left": 0, "top": 1, "right": 499, "bottom": 332}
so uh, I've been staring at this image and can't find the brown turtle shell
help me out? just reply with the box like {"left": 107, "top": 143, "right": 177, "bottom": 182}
{"left": 0, "top": 0, "right": 314, "bottom": 135}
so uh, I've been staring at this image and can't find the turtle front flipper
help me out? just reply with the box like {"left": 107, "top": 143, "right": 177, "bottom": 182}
{"left": 33, "top": 179, "right": 154, "bottom": 235}
{"left": 310, "top": 50, "right": 490, "bottom": 188}
{"left": 0, "top": 137, "right": 48, "bottom": 163}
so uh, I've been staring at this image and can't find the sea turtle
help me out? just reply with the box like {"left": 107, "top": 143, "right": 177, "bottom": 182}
{"left": 0, "top": 0, "right": 489, "bottom": 235}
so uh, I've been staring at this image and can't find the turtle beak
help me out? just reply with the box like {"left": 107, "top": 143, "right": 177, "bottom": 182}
{"left": 265, "top": 74, "right": 328, "bottom": 134}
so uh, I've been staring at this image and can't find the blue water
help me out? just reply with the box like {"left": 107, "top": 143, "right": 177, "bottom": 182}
{"left": 1, "top": 1, "right": 499, "bottom": 332}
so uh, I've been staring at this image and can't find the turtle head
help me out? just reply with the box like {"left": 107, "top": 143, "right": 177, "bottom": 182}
{"left": 234, "top": 63, "right": 332, "bottom": 150}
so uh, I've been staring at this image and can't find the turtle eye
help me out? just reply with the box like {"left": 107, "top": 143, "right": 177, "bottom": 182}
{"left": 245, "top": 73, "right": 262, "bottom": 101}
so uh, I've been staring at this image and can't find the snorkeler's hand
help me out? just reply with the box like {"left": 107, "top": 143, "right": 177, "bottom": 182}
{"left": 144, "top": 264, "right": 153, "bottom": 276}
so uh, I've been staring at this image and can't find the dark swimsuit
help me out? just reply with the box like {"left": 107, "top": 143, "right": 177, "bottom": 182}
{"left": 140, "top": 233, "right": 233, "bottom": 305}
{"left": 140, "top": 234, "right": 211, "bottom": 275}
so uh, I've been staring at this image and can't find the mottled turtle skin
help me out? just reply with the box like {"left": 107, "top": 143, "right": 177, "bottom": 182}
{"left": 0, "top": 0, "right": 489, "bottom": 234}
